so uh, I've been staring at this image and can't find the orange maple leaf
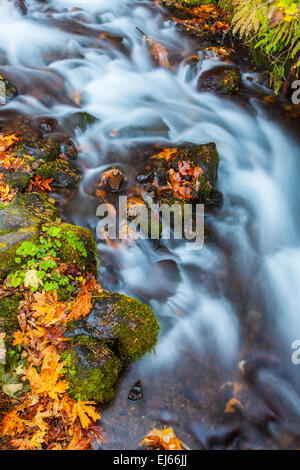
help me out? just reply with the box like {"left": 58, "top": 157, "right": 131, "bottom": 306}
{"left": 26, "top": 348, "right": 68, "bottom": 400}
{"left": 67, "top": 285, "right": 92, "bottom": 322}
{"left": 66, "top": 423, "right": 92, "bottom": 450}
{"left": 29, "top": 175, "right": 53, "bottom": 193}
{"left": 1, "top": 410, "right": 26, "bottom": 437}
{"left": 71, "top": 401, "right": 100, "bottom": 429}
{"left": 31, "top": 291, "right": 66, "bottom": 326}
{"left": 13, "top": 330, "right": 25, "bottom": 346}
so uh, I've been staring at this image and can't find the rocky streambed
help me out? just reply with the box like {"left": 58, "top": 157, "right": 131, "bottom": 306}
{"left": 0, "top": 0, "right": 299, "bottom": 451}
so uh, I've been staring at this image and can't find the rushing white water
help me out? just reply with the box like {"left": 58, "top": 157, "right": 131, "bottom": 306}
{"left": 0, "top": 0, "right": 300, "bottom": 447}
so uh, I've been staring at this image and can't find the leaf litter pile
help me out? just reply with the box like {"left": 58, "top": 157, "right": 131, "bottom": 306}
{"left": 0, "top": 242, "right": 186, "bottom": 450}
{"left": 0, "top": 133, "right": 53, "bottom": 208}
{"left": 0, "top": 273, "right": 106, "bottom": 450}
{"left": 160, "top": 2, "right": 230, "bottom": 37}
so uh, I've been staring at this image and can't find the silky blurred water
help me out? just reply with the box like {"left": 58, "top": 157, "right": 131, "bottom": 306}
{"left": 1, "top": 0, "right": 300, "bottom": 449}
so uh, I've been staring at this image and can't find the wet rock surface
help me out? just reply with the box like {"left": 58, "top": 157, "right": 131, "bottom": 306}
{"left": 0, "top": 193, "right": 58, "bottom": 279}
{"left": 36, "top": 159, "right": 81, "bottom": 189}
{"left": 66, "top": 292, "right": 160, "bottom": 364}
{"left": 137, "top": 143, "right": 220, "bottom": 203}
{"left": 197, "top": 65, "right": 241, "bottom": 94}
{"left": 61, "top": 342, "right": 122, "bottom": 403}
{"left": 128, "top": 380, "right": 143, "bottom": 402}
{"left": 0, "top": 75, "right": 18, "bottom": 105}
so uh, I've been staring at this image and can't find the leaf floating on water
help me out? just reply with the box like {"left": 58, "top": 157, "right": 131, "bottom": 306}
{"left": 224, "top": 397, "right": 244, "bottom": 413}
{"left": 140, "top": 427, "right": 188, "bottom": 450}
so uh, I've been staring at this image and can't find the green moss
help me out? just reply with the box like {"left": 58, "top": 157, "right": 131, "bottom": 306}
{"left": 93, "top": 293, "right": 160, "bottom": 363}
{"left": 36, "top": 160, "right": 80, "bottom": 189}
{"left": 23, "top": 137, "right": 60, "bottom": 162}
{"left": 61, "top": 341, "right": 121, "bottom": 403}
{"left": 0, "top": 226, "right": 39, "bottom": 280}
{"left": 54, "top": 223, "right": 97, "bottom": 270}
{"left": 163, "top": 0, "right": 214, "bottom": 4}
{"left": 14, "top": 193, "right": 58, "bottom": 224}
{"left": 66, "top": 112, "right": 97, "bottom": 132}
{"left": 75, "top": 335, "right": 99, "bottom": 349}
{"left": 0, "top": 294, "right": 22, "bottom": 342}
{"left": 0, "top": 193, "right": 58, "bottom": 280}
{"left": 6, "top": 172, "right": 32, "bottom": 191}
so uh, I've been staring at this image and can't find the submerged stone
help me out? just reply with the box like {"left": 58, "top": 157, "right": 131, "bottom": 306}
{"left": 63, "top": 112, "right": 97, "bottom": 133}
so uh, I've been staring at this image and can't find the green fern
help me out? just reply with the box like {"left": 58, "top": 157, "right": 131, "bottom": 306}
{"left": 220, "top": 0, "right": 300, "bottom": 93}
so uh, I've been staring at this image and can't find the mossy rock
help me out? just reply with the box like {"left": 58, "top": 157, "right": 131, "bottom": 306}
{"left": 142, "top": 143, "right": 219, "bottom": 202}
{"left": 6, "top": 193, "right": 58, "bottom": 228}
{"left": 61, "top": 340, "right": 121, "bottom": 403}
{"left": 64, "top": 112, "right": 97, "bottom": 133}
{"left": 0, "top": 193, "right": 57, "bottom": 279}
{"left": 36, "top": 159, "right": 80, "bottom": 189}
{"left": 66, "top": 292, "right": 160, "bottom": 363}
{"left": 198, "top": 65, "right": 241, "bottom": 94}
{"left": 0, "top": 226, "right": 39, "bottom": 280}
{"left": 0, "top": 294, "right": 23, "bottom": 343}
{"left": 178, "top": 143, "right": 219, "bottom": 197}
{"left": 45, "top": 222, "right": 97, "bottom": 270}
{"left": 163, "top": 0, "right": 206, "bottom": 4}
{"left": 5, "top": 171, "right": 32, "bottom": 191}
{"left": 22, "top": 137, "right": 60, "bottom": 162}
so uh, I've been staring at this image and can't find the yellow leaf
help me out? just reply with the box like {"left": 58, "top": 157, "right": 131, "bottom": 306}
{"left": 2, "top": 383, "right": 23, "bottom": 397}
{"left": 140, "top": 427, "right": 187, "bottom": 450}
{"left": 72, "top": 401, "right": 100, "bottom": 429}
{"left": 24, "top": 269, "right": 43, "bottom": 290}
{"left": 225, "top": 397, "right": 243, "bottom": 413}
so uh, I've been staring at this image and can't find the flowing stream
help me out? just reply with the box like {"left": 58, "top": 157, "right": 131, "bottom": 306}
{"left": 1, "top": 0, "right": 300, "bottom": 449}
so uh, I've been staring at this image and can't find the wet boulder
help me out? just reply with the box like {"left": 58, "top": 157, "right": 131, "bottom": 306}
{"left": 197, "top": 65, "right": 241, "bottom": 94}
{"left": 0, "top": 75, "right": 18, "bottom": 105}
{"left": 99, "top": 168, "right": 123, "bottom": 193}
{"left": 4, "top": 171, "right": 33, "bottom": 191}
{"left": 137, "top": 143, "right": 220, "bottom": 203}
{"left": 61, "top": 339, "right": 122, "bottom": 403}
{"left": 22, "top": 137, "right": 61, "bottom": 162}
{"left": 63, "top": 112, "right": 96, "bottom": 133}
{"left": 0, "top": 193, "right": 58, "bottom": 279}
{"left": 66, "top": 292, "right": 160, "bottom": 363}
{"left": 36, "top": 159, "right": 80, "bottom": 189}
